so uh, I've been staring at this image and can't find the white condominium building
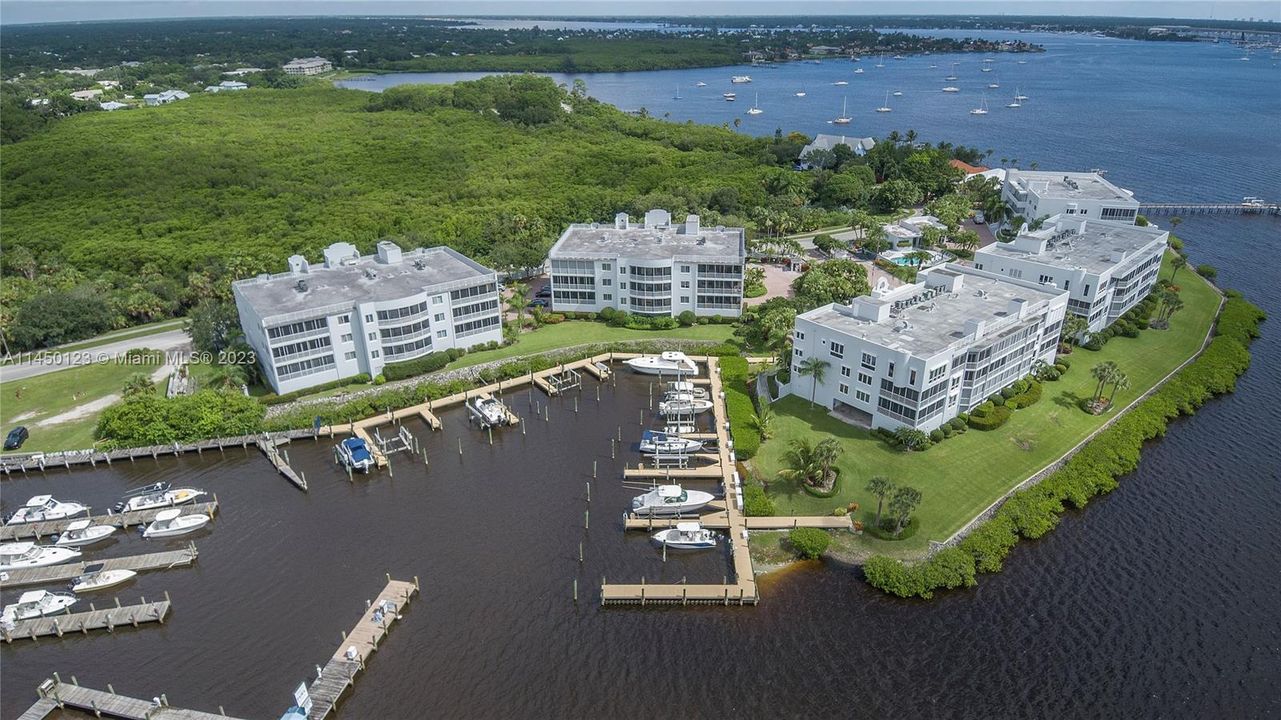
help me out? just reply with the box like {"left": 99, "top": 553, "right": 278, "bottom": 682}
{"left": 1002, "top": 170, "right": 1141, "bottom": 224}
{"left": 233, "top": 241, "right": 502, "bottom": 394}
{"left": 973, "top": 214, "right": 1168, "bottom": 333}
{"left": 282, "top": 57, "right": 333, "bottom": 75}
{"left": 548, "top": 209, "right": 746, "bottom": 318}
{"left": 789, "top": 265, "right": 1068, "bottom": 432}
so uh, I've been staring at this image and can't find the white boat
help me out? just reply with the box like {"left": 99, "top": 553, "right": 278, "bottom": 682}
{"left": 945, "top": 62, "right": 959, "bottom": 81}
{"left": 723, "top": 92, "right": 736, "bottom": 101}
{"left": 747, "top": 92, "right": 763, "bottom": 115}
{"left": 853, "top": 68, "right": 864, "bottom": 74}
{"left": 794, "top": 91, "right": 806, "bottom": 97}
{"left": 336, "top": 437, "right": 375, "bottom": 473}
{"left": 54, "top": 519, "right": 116, "bottom": 547}
{"left": 892, "top": 90, "right": 903, "bottom": 96}
{"left": 833, "top": 96, "right": 852, "bottom": 124}
{"left": 631, "top": 485, "right": 715, "bottom": 516}
{"left": 5, "top": 495, "right": 89, "bottom": 525}
{"left": 892, "top": 54, "right": 906, "bottom": 60}
{"left": 653, "top": 522, "right": 719, "bottom": 550}
{"left": 664, "top": 423, "right": 697, "bottom": 435}
{"left": 942, "top": 86, "right": 960, "bottom": 93}
{"left": 659, "top": 397, "right": 714, "bottom": 415}
{"left": 624, "top": 352, "right": 699, "bottom": 376}
{"left": 876, "top": 91, "right": 892, "bottom": 113}
{"left": 0, "top": 541, "right": 81, "bottom": 571}
{"left": 2, "top": 590, "right": 77, "bottom": 623}
{"left": 69, "top": 564, "right": 137, "bottom": 593}
{"left": 639, "top": 431, "right": 704, "bottom": 455}
{"left": 115, "top": 486, "right": 205, "bottom": 513}
{"left": 875, "top": 55, "right": 886, "bottom": 68}
{"left": 969, "top": 97, "right": 990, "bottom": 115}
{"left": 467, "top": 396, "right": 508, "bottom": 427}
{"left": 1007, "top": 93, "right": 1022, "bottom": 108}
{"left": 1014, "top": 88, "right": 1029, "bottom": 101}
{"left": 832, "top": 80, "right": 848, "bottom": 86}
{"left": 666, "top": 381, "right": 708, "bottom": 399}
{"left": 142, "top": 508, "right": 209, "bottom": 539}
{"left": 673, "top": 85, "right": 682, "bottom": 100}
{"left": 1017, "top": 60, "right": 1027, "bottom": 64}
{"left": 730, "top": 75, "right": 752, "bottom": 84}
{"left": 695, "top": 81, "right": 707, "bottom": 87}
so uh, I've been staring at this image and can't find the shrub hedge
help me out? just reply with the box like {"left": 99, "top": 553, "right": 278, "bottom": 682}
{"left": 863, "top": 297, "right": 1264, "bottom": 600}
{"left": 258, "top": 374, "right": 371, "bottom": 405}
{"left": 743, "top": 481, "right": 776, "bottom": 516}
{"left": 788, "top": 527, "right": 831, "bottom": 559}
{"left": 720, "top": 356, "right": 761, "bottom": 459}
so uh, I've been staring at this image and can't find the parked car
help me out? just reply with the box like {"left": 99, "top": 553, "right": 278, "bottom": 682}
{"left": 4, "top": 426, "right": 29, "bottom": 450}
{"left": 535, "top": 286, "right": 552, "bottom": 298}
{"left": 973, "top": 210, "right": 986, "bottom": 224}
{"left": 527, "top": 298, "right": 550, "bottom": 309}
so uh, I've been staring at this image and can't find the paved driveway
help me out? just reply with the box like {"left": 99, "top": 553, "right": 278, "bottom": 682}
{"left": 1, "top": 329, "right": 191, "bottom": 382}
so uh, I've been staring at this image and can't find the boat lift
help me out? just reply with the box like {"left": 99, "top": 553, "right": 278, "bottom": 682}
{"left": 546, "top": 367, "right": 583, "bottom": 394}
{"left": 373, "top": 425, "right": 417, "bottom": 457}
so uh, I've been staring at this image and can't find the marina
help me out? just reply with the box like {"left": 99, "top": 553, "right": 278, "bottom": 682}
{"left": 2, "top": 594, "right": 171, "bottom": 642}
{"left": 0, "top": 501, "right": 219, "bottom": 541}
{"left": 0, "top": 544, "right": 197, "bottom": 589}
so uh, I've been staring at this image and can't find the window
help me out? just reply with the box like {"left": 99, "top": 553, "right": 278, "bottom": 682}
{"left": 841, "top": 366, "right": 851, "bottom": 378}
{"left": 909, "top": 369, "right": 918, "bottom": 385}
{"left": 795, "top": 331, "right": 806, "bottom": 341}
{"left": 436, "top": 330, "right": 448, "bottom": 338}
{"left": 856, "top": 390, "right": 870, "bottom": 403}
{"left": 371, "top": 350, "right": 380, "bottom": 359}
{"left": 1038, "top": 274, "right": 1055, "bottom": 284}
{"left": 838, "top": 383, "right": 849, "bottom": 395}
{"left": 1008, "top": 269, "right": 1023, "bottom": 280}
{"left": 365, "top": 314, "right": 374, "bottom": 323}
{"left": 1084, "top": 284, "right": 1091, "bottom": 296}
{"left": 432, "top": 296, "right": 443, "bottom": 304}
{"left": 434, "top": 313, "right": 445, "bottom": 322}
{"left": 340, "top": 333, "right": 352, "bottom": 343}
{"left": 793, "top": 348, "right": 804, "bottom": 358}
{"left": 620, "top": 267, "right": 627, "bottom": 273}
{"left": 681, "top": 265, "right": 690, "bottom": 273}
{"left": 338, "top": 315, "right": 350, "bottom": 325}
{"left": 860, "top": 352, "right": 876, "bottom": 370}
{"left": 602, "top": 279, "right": 612, "bottom": 286}
{"left": 454, "top": 315, "right": 501, "bottom": 338}
{"left": 829, "top": 341, "right": 845, "bottom": 359}
{"left": 620, "top": 282, "right": 627, "bottom": 290}
{"left": 680, "top": 280, "right": 690, "bottom": 289}
{"left": 680, "top": 296, "right": 690, "bottom": 303}
{"left": 858, "top": 372, "right": 872, "bottom": 385}
{"left": 377, "top": 300, "right": 429, "bottom": 321}
{"left": 928, "top": 365, "right": 946, "bottom": 382}
{"left": 974, "top": 263, "right": 984, "bottom": 271}
{"left": 344, "top": 351, "right": 356, "bottom": 360}
{"left": 888, "top": 361, "right": 896, "bottom": 377}
{"left": 450, "top": 283, "right": 497, "bottom": 302}
{"left": 267, "top": 317, "right": 327, "bottom": 340}
{"left": 1064, "top": 280, "right": 1071, "bottom": 291}
{"left": 603, "top": 293, "right": 613, "bottom": 301}
{"left": 601, "top": 263, "right": 611, "bottom": 271}
{"left": 368, "top": 332, "right": 376, "bottom": 341}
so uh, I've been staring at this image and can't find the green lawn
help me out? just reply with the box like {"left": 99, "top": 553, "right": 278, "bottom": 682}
{"left": 752, "top": 254, "right": 1220, "bottom": 558}
{"left": 0, "top": 359, "right": 162, "bottom": 453}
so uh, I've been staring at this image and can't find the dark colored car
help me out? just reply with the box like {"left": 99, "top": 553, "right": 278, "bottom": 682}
{"left": 535, "top": 286, "right": 553, "bottom": 298}
{"left": 4, "top": 426, "right": 29, "bottom": 451}
{"left": 528, "top": 298, "right": 550, "bottom": 309}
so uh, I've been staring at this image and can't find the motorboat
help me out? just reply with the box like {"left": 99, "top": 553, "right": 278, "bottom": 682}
{"left": 142, "top": 508, "right": 209, "bottom": 538}
{"left": 695, "top": 81, "right": 707, "bottom": 87}
{"left": 631, "top": 484, "right": 715, "bottom": 516}
{"left": 832, "top": 80, "right": 848, "bottom": 86}
{"left": 730, "top": 75, "right": 752, "bottom": 84}
{"left": 722, "top": 92, "right": 736, "bottom": 101}
{"left": 5, "top": 495, "right": 88, "bottom": 525}
{"left": 653, "top": 522, "right": 719, "bottom": 550}
{"left": 893, "top": 54, "right": 906, "bottom": 60}
{"left": 467, "top": 396, "right": 509, "bottom": 427}
{"left": 115, "top": 486, "right": 205, "bottom": 513}
{"left": 853, "top": 68, "right": 864, "bottom": 74}
{"left": 336, "top": 437, "right": 375, "bottom": 473}
{"left": 942, "top": 86, "right": 960, "bottom": 93}
{"left": 659, "top": 397, "right": 714, "bottom": 415}
{"left": 624, "top": 352, "right": 699, "bottom": 376}
{"left": 794, "top": 91, "right": 806, "bottom": 97}
{"left": 1017, "top": 60, "right": 1028, "bottom": 64}
{"left": 0, "top": 541, "right": 81, "bottom": 571}
{"left": 639, "top": 431, "right": 704, "bottom": 455}
{"left": 833, "top": 96, "right": 852, "bottom": 125}
{"left": 892, "top": 90, "right": 903, "bottom": 96}
{"left": 1, "top": 590, "right": 77, "bottom": 623}
{"left": 54, "top": 519, "right": 116, "bottom": 547}
{"left": 666, "top": 381, "right": 708, "bottom": 399}
{"left": 69, "top": 564, "right": 137, "bottom": 593}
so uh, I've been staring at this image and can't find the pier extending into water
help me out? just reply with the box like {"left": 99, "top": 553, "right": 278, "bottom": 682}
{"left": 1140, "top": 201, "right": 1280, "bottom": 216}
{"left": 0, "top": 501, "right": 219, "bottom": 542}
{"left": 2, "top": 594, "right": 171, "bottom": 643}
{"left": 1, "top": 544, "right": 197, "bottom": 589}
{"left": 18, "top": 675, "right": 246, "bottom": 720}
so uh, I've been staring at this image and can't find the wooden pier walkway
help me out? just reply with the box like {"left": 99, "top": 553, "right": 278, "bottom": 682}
{"left": 2, "top": 595, "right": 170, "bottom": 642}
{"left": 0, "top": 428, "right": 321, "bottom": 475}
{"left": 1, "top": 545, "right": 198, "bottom": 589}
{"left": 306, "top": 576, "right": 419, "bottom": 720}
{"left": 623, "top": 465, "right": 723, "bottom": 479}
{"left": 0, "top": 501, "right": 219, "bottom": 542}
{"left": 20, "top": 677, "right": 247, "bottom": 720}
{"left": 623, "top": 512, "right": 851, "bottom": 531}
{"left": 1140, "top": 201, "right": 1280, "bottom": 216}
{"left": 258, "top": 437, "right": 307, "bottom": 491}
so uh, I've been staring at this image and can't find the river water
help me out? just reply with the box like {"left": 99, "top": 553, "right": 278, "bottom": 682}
{"left": 4, "top": 30, "right": 1280, "bottom": 720}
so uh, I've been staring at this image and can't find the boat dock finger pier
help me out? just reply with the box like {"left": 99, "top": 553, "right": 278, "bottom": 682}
{"left": 0, "top": 501, "right": 219, "bottom": 542}
{"left": 2, "top": 593, "right": 171, "bottom": 643}
{"left": 18, "top": 675, "right": 248, "bottom": 720}
{"left": 1, "top": 544, "right": 198, "bottom": 589}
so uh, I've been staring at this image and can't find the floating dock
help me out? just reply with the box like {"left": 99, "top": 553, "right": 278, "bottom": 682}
{"left": 1, "top": 545, "right": 198, "bottom": 589}
{"left": 0, "top": 501, "right": 218, "bottom": 542}
{"left": 2, "top": 594, "right": 171, "bottom": 642}
{"left": 306, "top": 576, "right": 419, "bottom": 720}
{"left": 18, "top": 676, "right": 246, "bottom": 720}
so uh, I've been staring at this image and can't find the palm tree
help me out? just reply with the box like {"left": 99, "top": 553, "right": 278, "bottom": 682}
{"left": 749, "top": 406, "right": 776, "bottom": 440}
{"left": 887, "top": 130, "right": 901, "bottom": 145}
{"left": 797, "top": 357, "right": 831, "bottom": 409}
{"left": 122, "top": 373, "right": 155, "bottom": 397}
{"left": 1090, "top": 361, "right": 1120, "bottom": 404}
{"left": 812, "top": 438, "right": 841, "bottom": 484}
{"left": 904, "top": 129, "right": 918, "bottom": 145}
{"left": 207, "top": 362, "right": 247, "bottom": 391}
{"left": 1169, "top": 256, "right": 1188, "bottom": 282}
{"left": 865, "top": 476, "right": 895, "bottom": 529}
{"left": 907, "top": 249, "right": 933, "bottom": 269}
{"left": 506, "top": 281, "right": 529, "bottom": 333}
{"left": 776, "top": 438, "right": 823, "bottom": 489}
{"left": 1107, "top": 372, "right": 1131, "bottom": 403}
{"left": 889, "top": 485, "right": 923, "bottom": 537}
{"left": 1170, "top": 216, "right": 1183, "bottom": 232}
{"left": 1062, "top": 314, "right": 1089, "bottom": 346}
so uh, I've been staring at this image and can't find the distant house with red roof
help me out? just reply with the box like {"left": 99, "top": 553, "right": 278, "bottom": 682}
{"left": 949, "top": 159, "right": 990, "bottom": 176}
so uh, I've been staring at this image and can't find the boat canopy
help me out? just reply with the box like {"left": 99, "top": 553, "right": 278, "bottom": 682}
{"left": 676, "top": 522, "right": 702, "bottom": 533}
{"left": 2, "top": 542, "right": 35, "bottom": 554}
{"left": 82, "top": 563, "right": 105, "bottom": 574}
{"left": 26, "top": 495, "right": 52, "bottom": 507}
{"left": 18, "top": 590, "right": 46, "bottom": 604}
{"left": 155, "top": 508, "right": 182, "bottom": 522}
{"left": 657, "top": 485, "right": 683, "bottom": 498}
{"left": 342, "top": 437, "right": 373, "bottom": 463}
{"left": 66, "top": 519, "right": 91, "bottom": 531}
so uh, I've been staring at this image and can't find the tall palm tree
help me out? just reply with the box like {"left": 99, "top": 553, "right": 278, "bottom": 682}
{"left": 506, "top": 281, "right": 529, "bottom": 333}
{"left": 749, "top": 406, "right": 776, "bottom": 440}
{"left": 889, "top": 485, "right": 923, "bottom": 537}
{"left": 907, "top": 249, "right": 933, "bottom": 269}
{"left": 813, "top": 438, "right": 842, "bottom": 483}
{"left": 1107, "top": 372, "right": 1131, "bottom": 403}
{"left": 776, "top": 438, "right": 822, "bottom": 489}
{"left": 865, "top": 475, "right": 895, "bottom": 529}
{"left": 904, "top": 129, "right": 918, "bottom": 145}
{"left": 122, "top": 373, "right": 155, "bottom": 397}
{"left": 207, "top": 362, "right": 247, "bottom": 391}
{"left": 1090, "top": 361, "right": 1119, "bottom": 403}
{"left": 1169, "top": 256, "right": 1188, "bottom": 282}
{"left": 797, "top": 357, "right": 831, "bottom": 409}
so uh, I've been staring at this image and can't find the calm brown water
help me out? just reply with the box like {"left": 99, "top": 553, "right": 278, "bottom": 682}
{"left": 4, "top": 215, "right": 1281, "bottom": 718}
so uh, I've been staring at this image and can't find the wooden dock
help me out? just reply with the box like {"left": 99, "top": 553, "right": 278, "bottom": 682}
{"left": 0, "top": 501, "right": 219, "bottom": 542}
{"left": 1, "top": 544, "right": 198, "bottom": 589}
{"left": 2, "top": 595, "right": 171, "bottom": 642}
{"left": 1140, "top": 201, "right": 1280, "bottom": 216}
{"left": 623, "top": 464, "right": 723, "bottom": 479}
{"left": 21, "top": 676, "right": 247, "bottom": 720}
{"left": 306, "top": 576, "right": 419, "bottom": 720}
{"left": 258, "top": 436, "right": 308, "bottom": 491}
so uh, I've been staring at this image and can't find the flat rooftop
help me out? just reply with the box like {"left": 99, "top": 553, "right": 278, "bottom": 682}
{"left": 234, "top": 245, "right": 493, "bottom": 322}
{"left": 551, "top": 223, "right": 745, "bottom": 262}
{"left": 799, "top": 265, "right": 1065, "bottom": 357}
{"left": 1006, "top": 170, "right": 1136, "bottom": 203}
{"left": 978, "top": 217, "right": 1168, "bottom": 275}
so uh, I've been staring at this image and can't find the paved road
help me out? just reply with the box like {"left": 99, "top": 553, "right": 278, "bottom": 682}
{"left": 1, "top": 329, "right": 191, "bottom": 383}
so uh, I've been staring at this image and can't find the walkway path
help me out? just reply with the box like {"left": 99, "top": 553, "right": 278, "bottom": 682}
{"left": 2, "top": 329, "right": 190, "bottom": 382}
